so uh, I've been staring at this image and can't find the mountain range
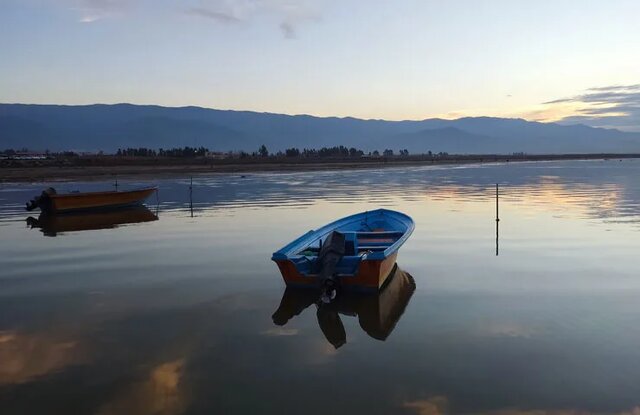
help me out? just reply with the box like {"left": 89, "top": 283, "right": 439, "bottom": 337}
{"left": 2, "top": 103, "right": 640, "bottom": 154}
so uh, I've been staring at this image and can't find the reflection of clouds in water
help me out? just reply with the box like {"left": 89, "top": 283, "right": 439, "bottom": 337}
{"left": 476, "top": 322, "right": 540, "bottom": 339}
{"left": 486, "top": 410, "right": 640, "bottom": 415}
{"left": 425, "top": 179, "right": 626, "bottom": 221}
{"left": 308, "top": 340, "right": 340, "bottom": 364}
{"left": 403, "top": 396, "right": 640, "bottom": 415}
{"left": 2, "top": 284, "right": 640, "bottom": 414}
{"left": 0, "top": 289, "right": 340, "bottom": 410}
{"left": 0, "top": 330, "right": 86, "bottom": 385}
{"left": 96, "top": 359, "right": 185, "bottom": 415}
{"left": 404, "top": 396, "right": 449, "bottom": 415}
{"left": 261, "top": 327, "right": 299, "bottom": 336}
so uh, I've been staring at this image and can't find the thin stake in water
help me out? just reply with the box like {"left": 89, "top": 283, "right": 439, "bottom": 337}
{"left": 496, "top": 183, "right": 500, "bottom": 256}
{"left": 189, "top": 176, "right": 193, "bottom": 218}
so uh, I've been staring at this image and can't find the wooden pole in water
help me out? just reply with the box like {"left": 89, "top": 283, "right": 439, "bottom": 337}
{"left": 496, "top": 183, "right": 500, "bottom": 256}
{"left": 155, "top": 187, "right": 159, "bottom": 216}
{"left": 189, "top": 177, "right": 193, "bottom": 218}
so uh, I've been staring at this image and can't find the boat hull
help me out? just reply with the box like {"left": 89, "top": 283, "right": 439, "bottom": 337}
{"left": 44, "top": 188, "right": 156, "bottom": 213}
{"left": 275, "top": 252, "right": 398, "bottom": 292}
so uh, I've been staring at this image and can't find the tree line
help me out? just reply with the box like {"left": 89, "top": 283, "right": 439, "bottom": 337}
{"left": 116, "top": 147, "right": 209, "bottom": 157}
{"left": 250, "top": 145, "right": 412, "bottom": 158}
{"left": 113, "top": 145, "right": 414, "bottom": 158}
{"left": 2, "top": 146, "right": 450, "bottom": 159}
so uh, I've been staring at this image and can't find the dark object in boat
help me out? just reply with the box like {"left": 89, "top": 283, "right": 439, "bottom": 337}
{"left": 272, "top": 264, "right": 416, "bottom": 349}
{"left": 26, "top": 187, "right": 56, "bottom": 211}
{"left": 25, "top": 186, "right": 157, "bottom": 213}
{"left": 26, "top": 206, "right": 158, "bottom": 237}
{"left": 315, "top": 231, "right": 346, "bottom": 301}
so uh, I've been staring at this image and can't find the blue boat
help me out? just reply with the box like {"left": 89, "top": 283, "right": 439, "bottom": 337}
{"left": 271, "top": 209, "right": 414, "bottom": 291}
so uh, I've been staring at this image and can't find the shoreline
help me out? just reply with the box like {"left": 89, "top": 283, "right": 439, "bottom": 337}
{"left": 2, "top": 154, "right": 639, "bottom": 183}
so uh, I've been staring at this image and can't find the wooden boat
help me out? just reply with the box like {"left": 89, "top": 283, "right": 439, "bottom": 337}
{"left": 26, "top": 206, "right": 158, "bottom": 237}
{"left": 272, "top": 265, "right": 416, "bottom": 348}
{"left": 26, "top": 187, "right": 157, "bottom": 213}
{"left": 271, "top": 209, "right": 414, "bottom": 291}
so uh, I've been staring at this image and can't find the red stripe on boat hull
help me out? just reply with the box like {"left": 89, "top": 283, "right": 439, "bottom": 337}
{"left": 275, "top": 252, "right": 398, "bottom": 291}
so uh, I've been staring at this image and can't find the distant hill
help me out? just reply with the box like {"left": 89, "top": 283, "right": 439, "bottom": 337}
{"left": 2, "top": 103, "right": 640, "bottom": 154}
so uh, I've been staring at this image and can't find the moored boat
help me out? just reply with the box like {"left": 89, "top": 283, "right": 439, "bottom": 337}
{"left": 26, "top": 187, "right": 157, "bottom": 213}
{"left": 271, "top": 209, "right": 414, "bottom": 291}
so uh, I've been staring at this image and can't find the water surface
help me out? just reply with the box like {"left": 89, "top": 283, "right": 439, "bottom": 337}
{"left": 1, "top": 160, "right": 640, "bottom": 414}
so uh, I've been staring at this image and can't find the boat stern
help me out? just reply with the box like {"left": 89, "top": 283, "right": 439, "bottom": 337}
{"left": 272, "top": 252, "right": 398, "bottom": 292}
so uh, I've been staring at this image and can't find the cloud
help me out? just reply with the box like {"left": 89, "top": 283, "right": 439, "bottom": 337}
{"left": 184, "top": 0, "right": 321, "bottom": 39}
{"left": 66, "top": 0, "right": 321, "bottom": 38}
{"left": 541, "top": 84, "right": 640, "bottom": 131}
{"left": 587, "top": 84, "right": 640, "bottom": 92}
{"left": 72, "top": 0, "right": 135, "bottom": 23}
{"left": 279, "top": 21, "right": 296, "bottom": 38}
{"left": 185, "top": 7, "right": 241, "bottom": 23}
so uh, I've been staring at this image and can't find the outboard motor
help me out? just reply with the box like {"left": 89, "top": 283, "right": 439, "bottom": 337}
{"left": 25, "top": 197, "right": 40, "bottom": 211}
{"left": 315, "top": 231, "right": 346, "bottom": 303}
{"left": 25, "top": 187, "right": 56, "bottom": 211}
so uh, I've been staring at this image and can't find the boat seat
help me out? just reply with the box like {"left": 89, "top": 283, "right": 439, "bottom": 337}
{"left": 358, "top": 237, "right": 396, "bottom": 244}
{"left": 297, "top": 229, "right": 401, "bottom": 258}
{"left": 358, "top": 246, "right": 388, "bottom": 251}
{"left": 357, "top": 231, "right": 403, "bottom": 236}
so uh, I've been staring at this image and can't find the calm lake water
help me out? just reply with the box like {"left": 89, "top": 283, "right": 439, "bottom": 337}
{"left": 1, "top": 160, "right": 640, "bottom": 415}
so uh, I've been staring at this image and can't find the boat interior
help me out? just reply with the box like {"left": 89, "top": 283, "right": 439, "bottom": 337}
{"left": 292, "top": 227, "right": 404, "bottom": 276}
{"left": 298, "top": 231, "right": 404, "bottom": 257}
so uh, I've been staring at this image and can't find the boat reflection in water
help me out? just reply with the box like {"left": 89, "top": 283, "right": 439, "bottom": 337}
{"left": 26, "top": 206, "right": 158, "bottom": 237}
{"left": 272, "top": 264, "right": 416, "bottom": 349}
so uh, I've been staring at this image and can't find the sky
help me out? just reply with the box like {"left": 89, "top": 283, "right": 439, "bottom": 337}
{"left": 1, "top": 0, "right": 639, "bottom": 131}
